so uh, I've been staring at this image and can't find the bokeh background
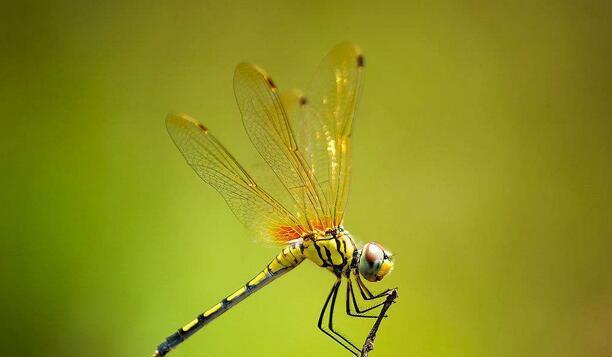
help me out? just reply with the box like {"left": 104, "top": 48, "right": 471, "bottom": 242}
{"left": 2, "top": 1, "right": 611, "bottom": 356}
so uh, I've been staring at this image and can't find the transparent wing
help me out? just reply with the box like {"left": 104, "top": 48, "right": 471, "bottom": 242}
{"left": 166, "top": 113, "right": 307, "bottom": 244}
{"left": 280, "top": 88, "right": 332, "bottom": 216}
{"left": 234, "top": 64, "right": 330, "bottom": 232}
{"left": 301, "top": 43, "right": 365, "bottom": 226}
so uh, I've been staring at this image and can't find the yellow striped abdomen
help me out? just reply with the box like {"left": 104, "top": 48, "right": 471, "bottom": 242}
{"left": 154, "top": 241, "right": 305, "bottom": 356}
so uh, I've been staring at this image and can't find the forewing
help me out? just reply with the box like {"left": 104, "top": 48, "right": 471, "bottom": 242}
{"left": 303, "top": 43, "right": 365, "bottom": 226}
{"left": 234, "top": 64, "right": 330, "bottom": 232}
{"left": 280, "top": 88, "right": 332, "bottom": 216}
{"left": 166, "top": 113, "right": 306, "bottom": 244}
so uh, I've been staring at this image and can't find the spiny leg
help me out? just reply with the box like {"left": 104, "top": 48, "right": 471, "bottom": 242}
{"left": 344, "top": 277, "right": 396, "bottom": 356}
{"left": 329, "top": 279, "right": 362, "bottom": 352}
{"left": 318, "top": 279, "right": 361, "bottom": 356}
{"left": 346, "top": 278, "right": 387, "bottom": 318}
{"left": 346, "top": 279, "right": 378, "bottom": 318}
{"left": 356, "top": 274, "right": 390, "bottom": 299}
{"left": 355, "top": 272, "right": 393, "bottom": 300}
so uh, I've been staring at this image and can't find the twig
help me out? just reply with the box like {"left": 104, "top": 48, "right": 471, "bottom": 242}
{"left": 360, "top": 289, "right": 398, "bottom": 357}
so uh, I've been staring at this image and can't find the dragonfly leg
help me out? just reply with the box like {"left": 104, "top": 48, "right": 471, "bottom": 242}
{"left": 346, "top": 278, "right": 387, "bottom": 318}
{"left": 318, "top": 279, "right": 361, "bottom": 355}
{"left": 329, "top": 279, "right": 363, "bottom": 352}
{"left": 355, "top": 272, "right": 394, "bottom": 300}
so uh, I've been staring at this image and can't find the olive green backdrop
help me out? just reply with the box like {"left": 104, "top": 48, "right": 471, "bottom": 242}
{"left": 2, "top": 1, "right": 611, "bottom": 356}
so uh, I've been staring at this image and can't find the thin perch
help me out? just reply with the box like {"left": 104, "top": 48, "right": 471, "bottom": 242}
{"left": 360, "top": 288, "right": 399, "bottom": 357}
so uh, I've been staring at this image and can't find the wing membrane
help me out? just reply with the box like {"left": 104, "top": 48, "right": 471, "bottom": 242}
{"left": 167, "top": 43, "right": 365, "bottom": 242}
{"left": 234, "top": 64, "right": 330, "bottom": 232}
{"left": 280, "top": 88, "right": 332, "bottom": 207}
{"left": 166, "top": 113, "right": 306, "bottom": 244}
{"left": 299, "top": 43, "right": 365, "bottom": 226}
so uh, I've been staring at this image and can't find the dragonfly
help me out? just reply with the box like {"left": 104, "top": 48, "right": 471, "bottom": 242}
{"left": 153, "top": 43, "right": 396, "bottom": 357}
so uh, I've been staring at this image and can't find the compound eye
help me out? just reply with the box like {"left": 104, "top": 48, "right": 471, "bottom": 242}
{"left": 364, "top": 243, "right": 384, "bottom": 265}
{"left": 359, "top": 243, "right": 384, "bottom": 281}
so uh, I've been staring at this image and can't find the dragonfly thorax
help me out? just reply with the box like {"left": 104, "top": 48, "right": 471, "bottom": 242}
{"left": 302, "top": 227, "right": 357, "bottom": 276}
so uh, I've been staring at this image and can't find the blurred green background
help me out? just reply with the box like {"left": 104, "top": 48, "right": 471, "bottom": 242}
{"left": 1, "top": 1, "right": 611, "bottom": 356}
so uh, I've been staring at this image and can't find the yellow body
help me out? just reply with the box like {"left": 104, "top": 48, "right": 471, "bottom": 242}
{"left": 302, "top": 229, "right": 356, "bottom": 276}
{"left": 155, "top": 44, "right": 386, "bottom": 357}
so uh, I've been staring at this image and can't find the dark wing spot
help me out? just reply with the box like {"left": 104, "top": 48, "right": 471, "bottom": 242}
{"left": 196, "top": 122, "right": 208, "bottom": 133}
{"left": 299, "top": 96, "right": 308, "bottom": 106}
{"left": 266, "top": 77, "right": 277, "bottom": 90}
{"left": 357, "top": 54, "right": 365, "bottom": 68}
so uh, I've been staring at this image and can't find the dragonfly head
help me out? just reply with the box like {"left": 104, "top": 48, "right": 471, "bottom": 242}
{"left": 358, "top": 242, "right": 394, "bottom": 282}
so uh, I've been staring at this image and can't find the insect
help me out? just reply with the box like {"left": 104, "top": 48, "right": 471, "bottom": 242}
{"left": 153, "top": 43, "right": 396, "bottom": 356}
